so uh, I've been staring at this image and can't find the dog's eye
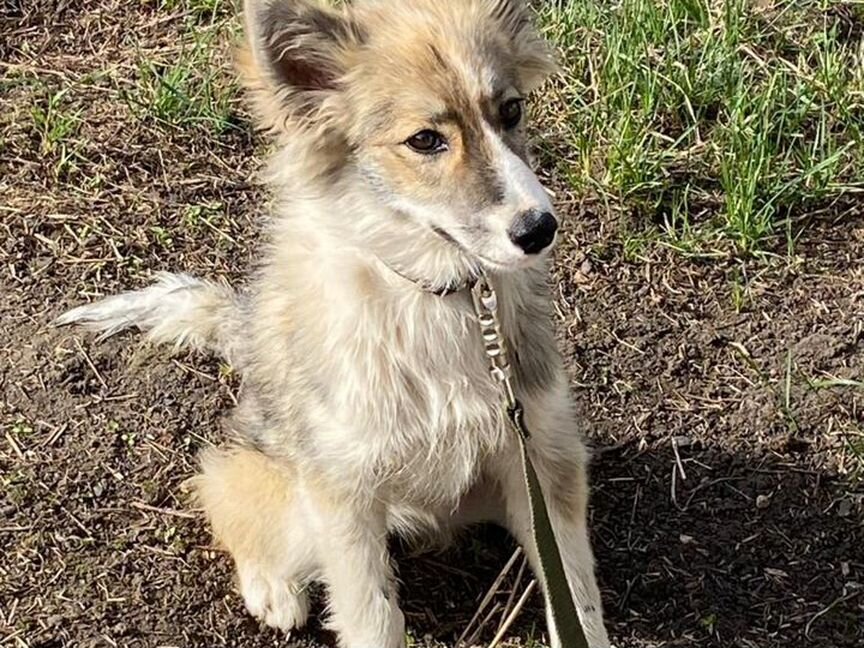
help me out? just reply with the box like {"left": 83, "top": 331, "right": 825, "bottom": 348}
{"left": 405, "top": 130, "right": 447, "bottom": 154}
{"left": 500, "top": 98, "right": 523, "bottom": 129}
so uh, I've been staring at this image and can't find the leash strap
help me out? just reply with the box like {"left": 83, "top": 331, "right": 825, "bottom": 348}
{"left": 510, "top": 405, "right": 589, "bottom": 648}
{"left": 473, "top": 273, "right": 589, "bottom": 648}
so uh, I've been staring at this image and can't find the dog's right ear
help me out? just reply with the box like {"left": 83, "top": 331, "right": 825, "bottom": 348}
{"left": 240, "top": 0, "right": 363, "bottom": 133}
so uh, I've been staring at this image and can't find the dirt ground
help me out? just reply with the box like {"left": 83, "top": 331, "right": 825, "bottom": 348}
{"left": 2, "top": 2, "right": 863, "bottom": 647}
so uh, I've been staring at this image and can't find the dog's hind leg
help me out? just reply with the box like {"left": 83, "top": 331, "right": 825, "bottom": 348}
{"left": 192, "top": 446, "right": 315, "bottom": 631}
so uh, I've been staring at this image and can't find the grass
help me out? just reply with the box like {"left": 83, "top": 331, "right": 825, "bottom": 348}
{"left": 29, "top": 88, "right": 83, "bottom": 177}
{"left": 730, "top": 342, "right": 864, "bottom": 480}
{"left": 537, "top": 0, "right": 864, "bottom": 255}
{"left": 845, "top": 433, "right": 864, "bottom": 483}
{"left": 157, "top": 0, "right": 229, "bottom": 19}
{"left": 807, "top": 375, "right": 864, "bottom": 482}
{"left": 120, "top": 3, "right": 239, "bottom": 134}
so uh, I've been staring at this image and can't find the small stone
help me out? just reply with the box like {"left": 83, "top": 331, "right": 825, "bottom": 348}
{"left": 837, "top": 499, "right": 853, "bottom": 517}
{"left": 680, "top": 534, "right": 695, "bottom": 545}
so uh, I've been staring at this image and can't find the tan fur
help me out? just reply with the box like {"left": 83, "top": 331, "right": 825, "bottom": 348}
{"left": 57, "top": 1, "right": 613, "bottom": 646}
{"left": 194, "top": 446, "right": 295, "bottom": 564}
{"left": 193, "top": 446, "right": 315, "bottom": 629}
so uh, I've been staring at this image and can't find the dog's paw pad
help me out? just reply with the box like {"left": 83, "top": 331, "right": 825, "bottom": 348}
{"left": 239, "top": 567, "right": 309, "bottom": 632}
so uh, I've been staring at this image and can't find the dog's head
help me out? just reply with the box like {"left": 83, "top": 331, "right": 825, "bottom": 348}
{"left": 242, "top": 0, "right": 558, "bottom": 271}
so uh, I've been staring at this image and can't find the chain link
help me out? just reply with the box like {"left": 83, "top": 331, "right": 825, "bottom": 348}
{"left": 471, "top": 270, "right": 529, "bottom": 439}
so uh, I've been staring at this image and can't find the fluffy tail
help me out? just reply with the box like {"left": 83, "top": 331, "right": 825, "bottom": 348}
{"left": 54, "top": 272, "right": 242, "bottom": 363}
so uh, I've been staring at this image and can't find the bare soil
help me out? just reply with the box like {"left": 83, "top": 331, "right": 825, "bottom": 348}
{"left": 2, "top": 2, "right": 863, "bottom": 647}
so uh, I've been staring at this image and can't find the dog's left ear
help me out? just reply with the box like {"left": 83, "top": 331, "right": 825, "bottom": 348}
{"left": 240, "top": 0, "right": 364, "bottom": 134}
{"left": 487, "top": 0, "right": 558, "bottom": 91}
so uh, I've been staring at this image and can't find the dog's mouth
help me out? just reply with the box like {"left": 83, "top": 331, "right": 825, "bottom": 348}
{"left": 433, "top": 224, "right": 552, "bottom": 274}
{"left": 430, "top": 225, "right": 461, "bottom": 247}
{"left": 478, "top": 253, "right": 530, "bottom": 270}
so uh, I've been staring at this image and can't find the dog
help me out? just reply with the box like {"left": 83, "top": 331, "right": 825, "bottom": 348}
{"left": 56, "top": 0, "right": 613, "bottom": 646}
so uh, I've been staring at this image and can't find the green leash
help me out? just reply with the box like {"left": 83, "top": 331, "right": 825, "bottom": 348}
{"left": 472, "top": 272, "right": 589, "bottom": 648}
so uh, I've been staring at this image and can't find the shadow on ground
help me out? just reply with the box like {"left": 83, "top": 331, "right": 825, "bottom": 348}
{"left": 394, "top": 439, "right": 864, "bottom": 648}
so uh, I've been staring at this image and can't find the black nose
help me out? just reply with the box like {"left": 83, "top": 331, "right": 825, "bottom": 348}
{"left": 508, "top": 210, "right": 558, "bottom": 255}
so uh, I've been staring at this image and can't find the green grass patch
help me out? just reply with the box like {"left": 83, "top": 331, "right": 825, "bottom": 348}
{"left": 844, "top": 432, "right": 864, "bottom": 483}
{"left": 29, "top": 87, "right": 85, "bottom": 177}
{"left": 537, "top": 0, "right": 864, "bottom": 254}
{"left": 121, "top": 12, "right": 240, "bottom": 134}
{"left": 156, "top": 0, "right": 231, "bottom": 20}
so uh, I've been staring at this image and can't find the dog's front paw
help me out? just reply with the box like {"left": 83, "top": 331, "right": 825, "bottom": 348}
{"left": 336, "top": 599, "right": 406, "bottom": 648}
{"left": 238, "top": 565, "right": 309, "bottom": 632}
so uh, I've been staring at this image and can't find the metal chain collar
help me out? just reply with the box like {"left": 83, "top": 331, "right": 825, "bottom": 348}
{"left": 470, "top": 270, "right": 529, "bottom": 439}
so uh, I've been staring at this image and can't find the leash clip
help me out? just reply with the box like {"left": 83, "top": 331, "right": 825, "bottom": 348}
{"left": 507, "top": 400, "right": 529, "bottom": 440}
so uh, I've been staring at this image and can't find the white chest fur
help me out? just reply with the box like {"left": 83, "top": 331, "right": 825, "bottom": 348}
{"left": 302, "top": 287, "right": 512, "bottom": 507}
{"left": 246, "top": 238, "right": 557, "bottom": 510}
